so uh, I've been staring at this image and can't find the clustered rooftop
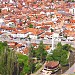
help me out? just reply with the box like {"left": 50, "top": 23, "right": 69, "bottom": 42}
{"left": 0, "top": 0, "right": 75, "bottom": 55}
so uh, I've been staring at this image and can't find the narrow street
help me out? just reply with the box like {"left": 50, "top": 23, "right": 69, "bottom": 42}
{"left": 64, "top": 63, "right": 75, "bottom": 74}
{"left": 64, "top": 52, "right": 75, "bottom": 74}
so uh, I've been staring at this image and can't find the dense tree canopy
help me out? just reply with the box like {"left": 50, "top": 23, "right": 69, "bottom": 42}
{"left": 35, "top": 41, "right": 47, "bottom": 62}
{"left": 29, "top": 24, "right": 33, "bottom": 28}
{"left": 17, "top": 54, "right": 30, "bottom": 75}
{"left": 28, "top": 45, "right": 36, "bottom": 74}
{"left": 46, "top": 42, "right": 71, "bottom": 66}
{"left": 0, "top": 42, "right": 18, "bottom": 75}
{"left": 0, "top": 41, "right": 48, "bottom": 75}
{"left": 0, "top": 42, "right": 30, "bottom": 75}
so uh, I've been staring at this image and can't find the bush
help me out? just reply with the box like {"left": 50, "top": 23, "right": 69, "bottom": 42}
{"left": 35, "top": 63, "right": 42, "bottom": 72}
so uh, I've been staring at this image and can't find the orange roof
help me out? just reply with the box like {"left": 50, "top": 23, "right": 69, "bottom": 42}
{"left": 56, "top": 13, "right": 62, "bottom": 17}
{"left": 44, "top": 22, "right": 54, "bottom": 25}
{"left": 45, "top": 45, "right": 51, "bottom": 50}
{"left": 1, "top": 9, "right": 8, "bottom": 15}
{"left": 63, "top": 30, "right": 70, "bottom": 33}
{"left": 23, "top": 47, "right": 29, "bottom": 55}
{"left": 71, "top": 26, "right": 75, "bottom": 29}
{"left": 18, "top": 29, "right": 28, "bottom": 34}
{"left": 45, "top": 32, "right": 53, "bottom": 36}
{"left": 7, "top": 42, "right": 17, "bottom": 48}
{"left": 41, "top": 26, "right": 50, "bottom": 29}
{"left": 31, "top": 43, "right": 37, "bottom": 47}
{"left": 45, "top": 61, "right": 59, "bottom": 68}
{"left": 26, "top": 28, "right": 44, "bottom": 35}
{"left": 40, "top": 34, "right": 45, "bottom": 38}
{"left": 17, "top": 2, "right": 22, "bottom": 9}
{"left": 63, "top": 30, "right": 75, "bottom": 36}
{"left": 11, "top": 30, "right": 18, "bottom": 34}
{"left": 65, "top": 24, "right": 73, "bottom": 29}
{"left": 16, "top": 43, "right": 22, "bottom": 48}
{"left": 70, "top": 19, "right": 75, "bottom": 23}
{"left": 0, "top": 31, "right": 3, "bottom": 34}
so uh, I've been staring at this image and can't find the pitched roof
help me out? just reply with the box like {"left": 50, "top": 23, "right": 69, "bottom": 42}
{"left": 26, "top": 28, "right": 44, "bottom": 35}
{"left": 16, "top": 43, "right": 22, "bottom": 48}
{"left": 45, "top": 32, "right": 53, "bottom": 36}
{"left": 45, "top": 61, "right": 59, "bottom": 69}
{"left": 23, "top": 47, "right": 29, "bottom": 55}
{"left": 0, "top": 31, "right": 3, "bottom": 34}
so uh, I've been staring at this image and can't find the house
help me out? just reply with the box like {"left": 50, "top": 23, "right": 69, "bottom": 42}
{"left": 0, "top": 31, "right": 3, "bottom": 37}
{"left": 11, "top": 29, "right": 28, "bottom": 38}
{"left": 31, "top": 43, "right": 38, "bottom": 48}
{"left": 22, "top": 47, "right": 29, "bottom": 55}
{"left": 43, "top": 61, "right": 60, "bottom": 73}
{"left": 6, "top": 22, "right": 15, "bottom": 27}
{"left": 45, "top": 45, "right": 51, "bottom": 53}
{"left": 45, "top": 32, "right": 53, "bottom": 39}
{"left": 7, "top": 42, "right": 17, "bottom": 48}
{"left": 15, "top": 43, "right": 26, "bottom": 52}
{"left": 65, "top": 24, "right": 73, "bottom": 30}
{"left": 26, "top": 28, "right": 44, "bottom": 39}
{"left": 0, "top": 18, "right": 5, "bottom": 25}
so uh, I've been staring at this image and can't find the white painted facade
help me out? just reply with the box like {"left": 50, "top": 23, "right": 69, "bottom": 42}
{"left": 29, "top": 34, "right": 37, "bottom": 39}
{"left": 69, "top": 8, "right": 75, "bottom": 15}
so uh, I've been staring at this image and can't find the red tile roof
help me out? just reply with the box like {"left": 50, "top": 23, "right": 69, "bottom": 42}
{"left": 45, "top": 61, "right": 59, "bottom": 69}
{"left": 16, "top": 43, "right": 22, "bottom": 48}
{"left": 23, "top": 47, "right": 29, "bottom": 55}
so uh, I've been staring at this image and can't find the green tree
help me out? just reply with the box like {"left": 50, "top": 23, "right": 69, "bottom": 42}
{"left": 60, "top": 50, "right": 69, "bottom": 65}
{"left": 17, "top": 53, "right": 30, "bottom": 75}
{"left": 28, "top": 45, "right": 36, "bottom": 74}
{"left": 46, "top": 43, "right": 69, "bottom": 66}
{"left": 29, "top": 24, "right": 33, "bottom": 28}
{"left": 35, "top": 41, "right": 47, "bottom": 62}
{"left": 0, "top": 42, "right": 18, "bottom": 75}
{"left": 56, "top": 42, "right": 62, "bottom": 48}
{"left": 62, "top": 44, "right": 72, "bottom": 51}
{"left": 50, "top": 28, "right": 54, "bottom": 32}
{"left": 46, "top": 54, "right": 54, "bottom": 61}
{"left": 72, "top": 0, "right": 74, "bottom": 2}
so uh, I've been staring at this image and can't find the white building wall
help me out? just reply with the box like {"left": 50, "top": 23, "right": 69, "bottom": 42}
{"left": 69, "top": 8, "right": 75, "bottom": 15}
{"left": 29, "top": 35, "right": 37, "bottom": 39}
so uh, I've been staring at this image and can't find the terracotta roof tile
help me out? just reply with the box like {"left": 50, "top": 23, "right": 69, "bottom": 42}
{"left": 16, "top": 43, "right": 22, "bottom": 48}
{"left": 45, "top": 45, "right": 51, "bottom": 50}
{"left": 45, "top": 61, "right": 59, "bottom": 69}
{"left": 71, "top": 26, "right": 75, "bottom": 29}
{"left": 7, "top": 42, "right": 17, "bottom": 48}
{"left": 23, "top": 47, "right": 29, "bottom": 55}
{"left": 26, "top": 28, "right": 44, "bottom": 35}
{"left": 0, "top": 31, "right": 3, "bottom": 34}
{"left": 31, "top": 43, "right": 37, "bottom": 47}
{"left": 45, "top": 32, "right": 53, "bottom": 36}
{"left": 70, "top": 19, "right": 75, "bottom": 23}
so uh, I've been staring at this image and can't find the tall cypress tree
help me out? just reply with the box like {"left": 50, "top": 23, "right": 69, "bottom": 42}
{"left": 0, "top": 42, "right": 19, "bottom": 75}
